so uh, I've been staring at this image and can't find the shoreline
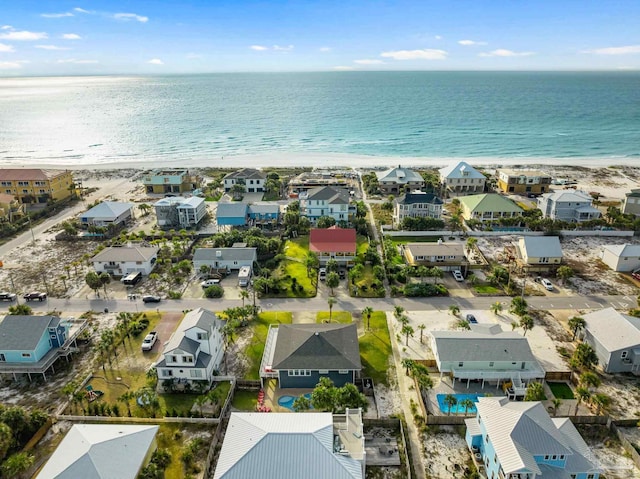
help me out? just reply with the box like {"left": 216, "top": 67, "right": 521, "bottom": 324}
{"left": 6, "top": 152, "right": 640, "bottom": 171}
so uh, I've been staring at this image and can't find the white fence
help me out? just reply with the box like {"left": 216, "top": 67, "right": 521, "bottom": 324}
{"left": 383, "top": 229, "right": 635, "bottom": 238}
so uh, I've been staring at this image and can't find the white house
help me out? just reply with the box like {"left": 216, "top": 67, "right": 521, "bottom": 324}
{"left": 155, "top": 308, "right": 226, "bottom": 384}
{"left": 516, "top": 236, "right": 563, "bottom": 269}
{"left": 375, "top": 166, "right": 424, "bottom": 194}
{"left": 537, "top": 190, "right": 601, "bottom": 222}
{"left": 439, "top": 161, "right": 486, "bottom": 194}
{"left": 600, "top": 243, "right": 640, "bottom": 272}
{"left": 91, "top": 245, "right": 159, "bottom": 277}
{"left": 223, "top": 168, "right": 267, "bottom": 193}
{"left": 193, "top": 246, "right": 257, "bottom": 272}
{"left": 393, "top": 192, "right": 443, "bottom": 226}
{"left": 154, "top": 196, "right": 207, "bottom": 229}
{"left": 583, "top": 308, "right": 640, "bottom": 374}
{"left": 79, "top": 201, "right": 134, "bottom": 228}
{"left": 301, "top": 186, "right": 352, "bottom": 223}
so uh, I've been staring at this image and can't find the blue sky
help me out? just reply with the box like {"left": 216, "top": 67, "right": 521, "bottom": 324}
{"left": 1, "top": 0, "right": 639, "bottom": 75}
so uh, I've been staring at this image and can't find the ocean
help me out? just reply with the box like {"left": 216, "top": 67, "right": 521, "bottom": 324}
{"left": 1, "top": 72, "right": 639, "bottom": 169}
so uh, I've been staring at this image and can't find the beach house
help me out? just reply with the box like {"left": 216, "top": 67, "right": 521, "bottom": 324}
{"left": 496, "top": 169, "right": 552, "bottom": 195}
{"left": 247, "top": 203, "right": 281, "bottom": 225}
{"left": 142, "top": 169, "right": 201, "bottom": 194}
{"left": 309, "top": 226, "right": 357, "bottom": 266}
{"left": 91, "top": 245, "right": 159, "bottom": 277}
{"left": 216, "top": 202, "right": 248, "bottom": 227}
{"left": 439, "top": 161, "right": 486, "bottom": 194}
{"left": 301, "top": 186, "right": 353, "bottom": 224}
{"left": 402, "top": 241, "right": 467, "bottom": 271}
{"left": 516, "top": 236, "right": 563, "bottom": 271}
{"left": 223, "top": 168, "right": 267, "bottom": 193}
{"left": 622, "top": 189, "right": 640, "bottom": 216}
{"left": 193, "top": 246, "right": 257, "bottom": 272}
{"left": 0, "top": 193, "right": 24, "bottom": 222}
{"left": 79, "top": 201, "right": 134, "bottom": 228}
{"left": 537, "top": 190, "right": 601, "bottom": 222}
{"left": 375, "top": 166, "right": 424, "bottom": 194}
{"left": 0, "top": 168, "right": 74, "bottom": 204}
{"left": 153, "top": 196, "right": 207, "bottom": 228}
{"left": 600, "top": 243, "right": 640, "bottom": 272}
{"left": 393, "top": 192, "right": 443, "bottom": 227}
{"left": 458, "top": 194, "right": 523, "bottom": 223}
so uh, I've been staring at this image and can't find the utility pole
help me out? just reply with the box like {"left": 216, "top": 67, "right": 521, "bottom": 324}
{"left": 27, "top": 214, "right": 36, "bottom": 246}
{"left": 9, "top": 272, "right": 19, "bottom": 305}
{"left": 521, "top": 276, "right": 527, "bottom": 300}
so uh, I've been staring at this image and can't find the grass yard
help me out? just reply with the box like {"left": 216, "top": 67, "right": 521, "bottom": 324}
{"left": 231, "top": 389, "right": 258, "bottom": 411}
{"left": 245, "top": 311, "right": 293, "bottom": 379}
{"left": 351, "top": 264, "right": 385, "bottom": 298}
{"left": 473, "top": 284, "right": 503, "bottom": 295}
{"left": 283, "top": 236, "right": 309, "bottom": 261}
{"left": 270, "top": 237, "right": 316, "bottom": 297}
{"left": 156, "top": 423, "right": 212, "bottom": 479}
{"left": 357, "top": 235, "right": 370, "bottom": 255}
{"left": 548, "top": 382, "right": 575, "bottom": 399}
{"left": 316, "top": 311, "right": 353, "bottom": 323}
{"left": 390, "top": 236, "right": 440, "bottom": 245}
{"left": 370, "top": 203, "right": 393, "bottom": 226}
{"left": 359, "top": 312, "right": 392, "bottom": 386}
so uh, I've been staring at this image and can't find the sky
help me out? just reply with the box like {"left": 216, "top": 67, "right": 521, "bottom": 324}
{"left": 1, "top": 0, "right": 639, "bottom": 75}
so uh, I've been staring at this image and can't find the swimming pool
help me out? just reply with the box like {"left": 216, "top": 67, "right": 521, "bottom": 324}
{"left": 278, "top": 393, "right": 312, "bottom": 410}
{"left": 436, "top": 393, "right": 483, "bottom": 415}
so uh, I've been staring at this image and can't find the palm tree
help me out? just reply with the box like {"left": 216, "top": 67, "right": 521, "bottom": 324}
{"left": 118, "top": 391, "right": 135, "bottom": 417}
{"left": 362, "top": 306, "right": 374, "bottom": 330}
{"left": 327, "top": 297, "right": 337, "bottom": 322}
{"left": 568, "top": 316, "right": 586, "bottom": 341}
{"left": 401, "top": 358, "right": 415, "bottom": 376}
{"left": 418, "top": 324, "right": 426, "bottom": 344}
{"left": 591, "top": 393, "right": 611, "bottom": 415}
{"left": 239, "top": 290, "right": 249, "bottom": 308}
{"left": 579, "top": 371, "right": 601, "bottom": 391}
{"left": 574, "top": 386, "right": 591, "bottom": 415}
{"left": 524, "top": 382, "right": 545, "bottom": 401}
{"left": 519, "top": 315, "right": 534, "bottom": 336}
{"left": 552, "top": 398, "right": 562, "bottom": 416}
{"left": 459, "top": 398, "right": 475, "bottom": 416}
{"left": 401, "top": 324, "right": 415, "bottom": 346}
{"left": 510, "top": 297, "right": 528, "bottom": 317}
{"left": 393, "top": 306, "right": 405, "bottom": 321}
{"left": 416, "top": 265, "right": 428, "bottom": 283}
{"left": 448, "top": 304, "right": 460, "bottom": 317}
{"left": 443, "top": 394, "right": 458, "bottom": 416}
{"left": 398, "top": 314, "right": 410, "bottom": 327}
{"left": 490, "top": 301, "right": 503, "bottom": 315}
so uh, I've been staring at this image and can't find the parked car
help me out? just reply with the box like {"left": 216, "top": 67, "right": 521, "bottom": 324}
{"left": 452, "top": 270, "right": 464, "bottom": 282}
{"left": 466, "top": 314, "right": 478, "bottom": 324}
{"left": 24, "top": 292, "right": 47, "bottom": 301}
{"left": 540, "top": 278, "right": 554, "bottom": 291}
{"left": 0, "top": 292, "right": 17, "bottom": 302}
{"left": 319, "top": 268, "right": 327, "bottom": 281}
{"left": 142, "top": 295, "right": 161, "bottom": 304}
{"left": 141, "top": 331, "right": 158, "bottom": 351}
{"left": 201, "top": 279, "right": 221, "bottom": 288}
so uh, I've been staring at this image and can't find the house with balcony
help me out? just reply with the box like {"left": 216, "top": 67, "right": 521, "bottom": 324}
{"left": 516, "top": 236, "right": 563, "bottom": 271}
{"left": 439, "top": 161, "right": 486, "bottom": 194}
{"left": 91, "top": 245, "right": 159, "bottom": 277}
{"left": 466, "top": 397, "right": 600, "bottom": 479}
{"left": 214, "top": 410, "right": 365, "bottom": 479}
{"left": 154, "top": 196, "right": 207, "bottom": 229}
{"left": 0, "top": 193, "right": 25, "bottom": 222}
{"left": 600, "top": 243, "right": 640, "bottom": 272}
{"left": 582, "top": 308, "right": 640, "bottom": 374}
{"left": 538, "top": 190, "right": 601, "bottom": 222}
{"left": 496, "top": 169, "right": 552, "bottom": 195}
{"left": 223, "top": 168, "right": 267, "bottom": 193}
{"left": 375, "top": 166, "right": 424, "bottom": 195}
{"left": 216, "top": 202, "right": 248, "bottom": 227}
{"left": 79, "top": 201, "right": 134, "bottom": 228}
{"left": 393, "top": 192, "right": 443, "bottom": 227}
{"left": 459, "top": 194, "right": 523, "bottom": 223}
{"left": 623, "top": 189, "right": 640, "bottom": 217}
{"left": 0, "top": 168, "right": 74, "bottom": 204}
{"left": 142, "top": 169, "right": 201, "bottom": 194}
{"left": 309, "top": 226, "right": 357, "bottom": 266}
{"left": 402, "top": 241, "right": 467, "bottom": 271}
{"left": 431, "top": 324, "right": 545, "bottom": 391}
{"left": 247, "top": 203, "right": 280, "bottom": 226}
{"left": 193, "top": 246, "right": 257, "bottom": 272}
{"left": 155, "top": 308, "right": 226, "bottom": 385}
{"left": 301, "top": 186, "right": 353, "bottom": 224}
{"left": 260, "top": 323, "right": 361, "bottom": 389}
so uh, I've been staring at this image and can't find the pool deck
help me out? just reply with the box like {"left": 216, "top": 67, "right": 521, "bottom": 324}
{"left": 427, "top": 375, "right": 507, "bottom": 416}
{"left": 262, "top": 380, "right": 315, "bottom": 412}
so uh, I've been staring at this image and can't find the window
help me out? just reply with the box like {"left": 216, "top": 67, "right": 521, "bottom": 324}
{"left": 319, "top": 369, "right": 329, "bottom": 374}
{"left": 170, "top": 355, "right": 177, "bottom": 362}
{"left": 559, "top": 455, "right": 565, "bottom": 460}
{"left": 338, "top": 369, "right": 349, "bottom": 374}
{"left": 489, "top": 362, "right": 494, "bottom": 367}
{"left": 190, "top": 370, "right": 202, "bottom": 378}
{"left": 0, "top": 354, "right": 4, "bottom": 362}
{"left": 493, "top": 453, "right": 497, "bottom": 463}
{"left": 458, "top": 362, "right": 464, "bottom": 367}
{"left": 197, "top": 332, "right": 208, "bottom": 340}
{"left": 163, "top": 369, "right": 173, "bottom": 377}
{"left": 485, "top": 434, "right": 489, "bottom": 443}
{"left": 288, "top": 370, "right": 311, "bottom": 376}
{"left": 22, "top": 353, "right": 31, "bottom": 358}
{"left": 622, "top": 351, "right": 628, "bottom": 359}
{"left": 183, "top": 356, "right": 194, "bottom": 363}
{"left": 552, "top": 455, "right": 557, "bottom": 460}
{"left": 544, "top": 455, "right": 549, "bottom": 460}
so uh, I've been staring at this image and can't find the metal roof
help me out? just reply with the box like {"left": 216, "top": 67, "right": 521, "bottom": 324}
{"left": 539, "top": 190, "right": 593, "bottom": 203}
{"left": 80, "top": 201, "right": 134, "bottom": 219}
{"left": 91, "top": 245, "right": 159, "bottom": 263}
{"left": 601, "top": 243, "right": 640, "bottom": 258}
{"left": 375, "top": 166, "right": 423, "bottom": 184}
{"left": 583, "top": 307, "right": 640, "bottom": 353}
{"left": 0, "top": 315, "right": 60, "bottom": 351}
{"left": 175, "top": 196, "right": 205, "bottom": 208}
{"left": 214, "top": 413, "right": 362, "bottom": 479}
{"left": 193, "top": 247, "right": 257, "bottom": 262}
{"left": 309, "top": 227, "right": 357, "bottom": 254}
{"left": 271, "top": 323, "right": 361, "bottom": 371}
{"left": 162, "top": 308, "right": 224, "bottom": 355}
{"left": 519, "top": 236, "right": 563, "bottom": 259}
{"left": 439, "top": 161, "right": 485, "bottom": 180}
{"left": 36, "top": 424, "right": 158, "bottom": 479}
{"left": 404, "top": 242, "right": 464, "bottom": 258}
{"left": 459, "top": 194, "right": 523, "bottom": 214}
{"left": 216, "top": 202, "right": 248, "bottom": 217}
{"left": 248, "top": 203, "right": 280, "bottom": 214}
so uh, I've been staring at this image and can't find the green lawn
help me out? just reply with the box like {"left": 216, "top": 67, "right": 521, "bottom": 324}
{"left": 316, "top": 311, "right": 353, "bottom": 323}
{"left": 359, "top": 312, "right": 392, "bottom": 386}
{"left": 244, "top": 312, "right": 293, "bottom": 379}
{"left": 270, "top": 237, "right": 316, "bottom": 297}
{"left": 283, "top": 236, "right": 309, "bottom": 261}
{"left": 231, "top": 389, "right": 258, "bottom": 411}
{"left": 474, "top": 284, "right": 503, "bottom": 295}
{"left": 390, "top": 236, "right": 441, "bottom": 245}
{"left": 351, "top": 264, "right": 385, "bottom": 298}
{"left": 548, "top": 382, "right": 575, "bottom": 399}
{"left": 356, "top": 235, "right": 369, "bottom": 256}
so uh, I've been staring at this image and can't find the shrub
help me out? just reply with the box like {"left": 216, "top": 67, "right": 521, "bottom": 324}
{"left": 167, "top": 291, "right": 183, "bottom": 299}
{"left": 204, "top": 285, "right": 224, "bottom": 298}
{"left": 403, "top": 283, "right": 449, "bottom": 297}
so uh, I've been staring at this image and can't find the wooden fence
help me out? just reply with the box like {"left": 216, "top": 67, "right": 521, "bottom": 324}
{"left": 57, "top": 414, "right": 221, "bottom": 424}
{"left": 544, "top": 371, "right": 573, "bottom": 381}
{"left": 611, "top": 421, "right": 640, "bottom": 472}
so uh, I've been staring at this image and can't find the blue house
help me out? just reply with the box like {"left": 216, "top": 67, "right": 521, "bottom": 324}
{"left": 260, "top": 323, "right": 361, "bottom": 389}
{"left": 247, "top": 203, "right": 280, "bottom": 225}
{"left": 466, "top": 397, "right": 600, "bottom": 479}
{"left": 216, "top": 203, "right": 248, "bottom": 227}
{"left": 0, "top": 315, "right": 74, "bottom": 381}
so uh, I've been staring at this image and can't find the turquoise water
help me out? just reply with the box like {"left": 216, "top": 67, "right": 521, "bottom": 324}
{"left": 1, "top": 72, "right": 639, "bottom": 167}
{"left": 278, "top": 393, "right": 312, "bottom": 410}
{"left": 436, "top": 393, "right": 483, "bottom": 414}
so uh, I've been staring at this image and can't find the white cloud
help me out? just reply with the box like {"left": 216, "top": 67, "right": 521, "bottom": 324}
{"left": 333, "top": 66, "right": 356, "bottom": 71}
{"left": 186, "top": 53, "right": 202, "bottom": 59}
{"left": 319, "top": 47, "right": 331, "bottom": 52}
{"left": 114, "top": 13, "right": 149, "bottom": 23}
{"left": 35, "top": 44, "right": 70, "bottom": 50}
{"left": 380, "top": 48, "right": 448, "bottom": 60}
{"left": 147, "top": 58, "right": 164, "bottom": 65}
{"left": 73, "top": 8, "right": 93, "bottom": 14}
{"left": 435, "top": 35, "right": 442, "bottom": 40}
{"left": 250, "top": 45, "right": 268, "bottom": 51}
{"left": 41, "top": 12, "right": 74, "bottom": 18}
{"left": 62, "top": 33, "right": 82, "bottom": 40}
{"left": 354, "top": 59, "right": 384, "bottom": 65}
{"left": 458, "top": 39, "right": 487, "bottom": 46}
{"left": 0, "top": 30, "right": 48, "bottom": 41}
{"left": 273, "top": 44, "right": 294, "bottom": 52}
{"left": 57, "top": 58, "right": 98, "bottom": 64}
{"left": 0, "top": 43, "right": 14, "bottom": 52}
{"left": 1, "top": 26, "right": 13, "bottom": 31}
{"left": 479, "top": 49, "right": 534, "bottom": 57}
{"left": 583, "top": 45, "right": 640, "bottom": 55}
{"left": 0, "top": 61, "right": 23, "bottom": 69}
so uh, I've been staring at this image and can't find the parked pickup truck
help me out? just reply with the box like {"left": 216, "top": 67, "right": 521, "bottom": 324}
{"left": 23, "top": 292, "right": 47, "bottom": 301}
{"left": 141, "top": 331, "right": 158, "bottom": 351}
{"left": 0, "top": 292, "right": 16, "bottom": 302}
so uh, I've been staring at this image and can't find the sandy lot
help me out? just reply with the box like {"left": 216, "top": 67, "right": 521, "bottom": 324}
{"left": 422, "top": 426, "right": 472, "bottom": 479}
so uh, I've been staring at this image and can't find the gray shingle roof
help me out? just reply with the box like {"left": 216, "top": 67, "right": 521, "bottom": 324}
{"left": 91, "top": 246, "right": 159, "bottom": 263}
{"left": 306, "top": 186, "right": 350, "bottom": 204}
{"left": 193, "top": 247, "right": 257, "bottom": 263}
{"left": 519, "top": 236, "right": 563, "bottom": 258}
{"left": 224, "top": 168, "right": 267, "bottom": 180}
{"left": 216, "top": 203, "right": 248, "bottom": 217}
{"left": 375, "top": 166, "right": 423, "bottom": 184}
{"left": 0, "top": 315, "right": 60, "bottom": 351}
{"left": 404, "top": 242, "right": 464, "bottom": 258}
{"left": 395, "top": 193, "right": 443, "bottom": 205}
{"left": 163, "top": 308, "right": 224, "bottom": 355}
{"left": 272, "top": 323, "right": 361, "bottom": 371}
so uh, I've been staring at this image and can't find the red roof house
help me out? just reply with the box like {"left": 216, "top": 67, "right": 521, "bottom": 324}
{"left": 309, "top": 226, "right": 357, "bottom": 265}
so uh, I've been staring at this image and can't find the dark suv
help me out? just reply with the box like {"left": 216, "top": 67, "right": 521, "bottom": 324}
{"left": 0, "top": 292, "right": 16, "bottom": 302}
{"left": 24, "top": 292, "right": 47, "bottom": 301}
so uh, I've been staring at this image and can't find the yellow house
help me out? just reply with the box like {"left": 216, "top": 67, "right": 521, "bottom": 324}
{"left": 0, "top": 169, "right": 74, "bottom": 204}
{"left": 0, "top": 193, "right": 25, "bottom": 221}
{"left": 496, "top": 169, "right": 552, "bottom": 195}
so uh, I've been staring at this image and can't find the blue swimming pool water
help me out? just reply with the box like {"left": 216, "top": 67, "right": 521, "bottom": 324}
{"left": 278, "top": 393, "right": 312, "bottom": 410}
{"left": 436, "top": 394, "right": 483, "bottom": 415}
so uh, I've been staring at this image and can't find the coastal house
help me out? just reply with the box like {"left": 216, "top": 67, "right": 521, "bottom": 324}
{"left": 155, "top": 308, "right": 226, "bottom": 384}
{"left": 36, "top": 424, "right": 159, "bottom": 479}
{"left": 393, "top": 192, "right": 443, "bottom": 227}
{"left": 223, "top": 168, "right": 267, "bottom": 193}
{"left": 496, "top": 169, "right": 552, "bottom": 195}
{"left": 142, "top": 169, "right": 201, "bottom": 194}
{"left": 465, "top": 397, "right": 600, "bottom": 479}
{"left": 0, "top": 168, "right": 74, "bottom": 204}
{"left": 214, "top": 410, "right": 365, "bottom": 479}
{"left": 516, "top": 236, "right": 563, "bottom": 271}
{"left": 216, "top": 202, "right": 248, "bottom": 227}
{"left": 193, "top": 246, "right": 257, "bottom": 272}
{"left": 439, "top": 161, "right": 486, "bottom": 194}
{"left": 458, "top": 194, "right": 523, "bottom": 223}
{"left": 301, "top": 186, "right": 353, "bottom": 224}
{"left": 622, "top": 189, "right": 640, "bottom": 216}
{"left": 600, "top": 243, "right": 640, "bottom": 272}
{"left": 260, "top": 323, "right": 361, "bottom": 389}
{"left": 0, "top": 193, "right": 25, "bottom": 222}
{"left": 79, "top": 201, "right": 134, "bottom": 228}
{"left": 91, "top": 245, "right": 159, "bottom": 277}
{"left": 309, "top": 226, "right": 357, "bottom": 266}
{"left": 582, "top": 308, "right": 640, "bottom": 374}
{"left": 431, "top": 324, "right": 545, "bottom": 390}
{"left": 402, "top": 241, "right": 467, "bottom": 271}
{"left": 375, "top": 166, "right": 424, "bottom": 194}
{"left": 537, "top": 190, "right": 601, "bottom": 222}
{"left": 0, "top": 315, "right": 86, "bottom": 381}
{"left": 248, "top": 203, "right": 281, "bottom": 225}
{"left": 288, "top": 170, "right": 355, "bottom": 196}
{"left": 153, "top": 196, "right": 207, "bottom": 229}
